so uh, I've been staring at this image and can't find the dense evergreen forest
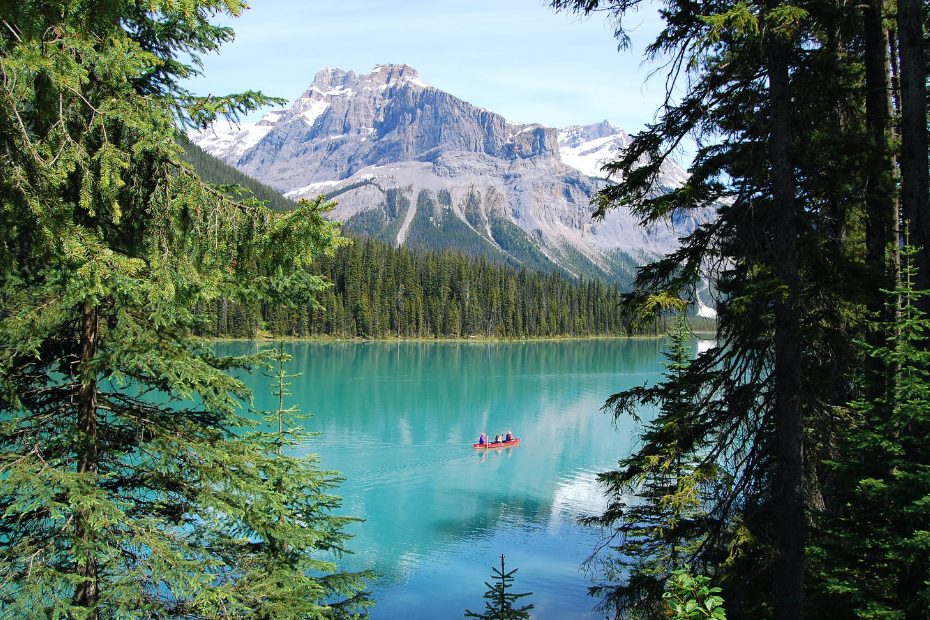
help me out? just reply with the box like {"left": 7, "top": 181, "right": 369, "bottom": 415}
{"left": 182, "top": 137, "right": 709, "bottom": 339}
{"left": 207, "top": 225, "right": 662, "bottom": 339}
{"left": 266, "top": 242, "right": 633, "bottom": 338}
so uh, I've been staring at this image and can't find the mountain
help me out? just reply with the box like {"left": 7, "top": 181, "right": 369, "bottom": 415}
{"left": 190, "top": 64, "right": 702, "bottom": 286}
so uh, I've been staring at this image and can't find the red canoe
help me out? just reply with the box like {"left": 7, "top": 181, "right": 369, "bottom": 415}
{"left": 473, "top": 438, "right": 521, "bottom": 449}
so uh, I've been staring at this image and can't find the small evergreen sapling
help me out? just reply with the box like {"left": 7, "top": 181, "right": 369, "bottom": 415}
{"left": 465, "top": 554, "right": 534, "bottom": 619}
{"left": 810, "top": 243, "right": 930, "bottom": 617}
{"left": 242, "top": 343, "right": 374, "bottom": 618}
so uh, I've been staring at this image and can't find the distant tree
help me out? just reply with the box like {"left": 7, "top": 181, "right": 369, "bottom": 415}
{"left": 465, "top": 555, "right": 534, "bottom": 620}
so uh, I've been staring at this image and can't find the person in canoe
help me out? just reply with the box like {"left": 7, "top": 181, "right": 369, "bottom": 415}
{"left": 494, "top": 434, "right": 503, "bottom": 443}
{"left": 505, "top": 430, "right": 513, "bottom": 442}
{"left": 478, "top": 432, "right": 487, "bottom": 446}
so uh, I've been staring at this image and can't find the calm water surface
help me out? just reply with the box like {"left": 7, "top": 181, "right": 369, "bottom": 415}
{"left": 217, "top": 339, "right": 674, "bottom": 619}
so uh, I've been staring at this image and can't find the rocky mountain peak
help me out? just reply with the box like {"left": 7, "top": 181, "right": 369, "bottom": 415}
{"left": 309, "top": 67, "right": 357, "bottom": 91}
{"left": 305, "top": 64, "right": 426, "bottom": 97}
{"left": 188, "top": 65, "right": 707, "bottom": 292}
{"left": 558, "top": 121, "right": 628, "bottom": 148}
{"left": 368, "top": 63, "right": 425, "bottom": 87}
{"left": 557, "top": 122, "right": 630, "bottom": 179}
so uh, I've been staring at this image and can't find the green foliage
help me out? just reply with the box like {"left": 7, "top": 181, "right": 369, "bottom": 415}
{"left": 203, "top": 236, "right": 642, "bottom": 340}
{"left": 585, "top": 311, "right": 721, "bottom": 618}
{"left": 244, "top": 344, "right": 374, "bottom": 618}
{"left": 809, "top": 244, "right": 930, "bottom": 619}
{"left": 300, "top": 240, "right": 637, "bottom": 339}
{"left": 0, "top": 2, "right": 367, "bottom": 618}
{"left": 465, "top": 555, "right": 534, "bottom": 620}
{"left": 700, "top": 2, "right": 759, "bottom": 42}
{"left": 550, "top": 0, "right": 921, "bottom": 616}
{"left": 663, "top": 571, "right": 727, "bottom": 620}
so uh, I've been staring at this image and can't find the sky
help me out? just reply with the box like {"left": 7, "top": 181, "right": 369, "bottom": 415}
{"left": 182, "top": 0, "right": 671, "bottom": 133}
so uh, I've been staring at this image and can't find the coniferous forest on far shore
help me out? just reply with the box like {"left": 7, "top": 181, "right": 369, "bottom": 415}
{"left": 233, "top": 239, "right": 645, "bottom": 339}
{"left": 181, "top": 138, "right": 713, "bottom": 339}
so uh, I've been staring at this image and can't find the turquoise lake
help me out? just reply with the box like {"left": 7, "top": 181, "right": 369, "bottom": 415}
{"left": 216, "top": 339, "right": 685, "bottom": 619}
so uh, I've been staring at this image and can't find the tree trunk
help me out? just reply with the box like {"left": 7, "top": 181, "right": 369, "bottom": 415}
{"left": 73, "top": 302, "right": 100, "bottom": 618}
{"left": 888, "top": 27, "right": 901, "bottom": 115}
{"left": 217, "top": 297, "right": 228, "bottom": 336}
{"left": 897, "top": 0, "right": 929, "bottom": 297}
{"left": 864, "top": 0, "right": 901, "bottom": 397}
{"left": 864, "top": 0, "right": 898, "bottom": 279}
{"left": 766, "top": 21, "right": 806, "bottom": 620}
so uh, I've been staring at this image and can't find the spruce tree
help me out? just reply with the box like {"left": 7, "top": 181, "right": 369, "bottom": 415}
{"left": 464, "top": 554, "right": 534, "bottom": 620}
{"left": 584, "top": 305, "right": 718, "bottom": 619}
{"left": 810, "top": 244, "right": 930, "bottom": 618}
{"left": 246, "top": 344, "right": 374, "bottom": 618}
{"left": 0, "top": 2, "right": 368, "bottom": 618}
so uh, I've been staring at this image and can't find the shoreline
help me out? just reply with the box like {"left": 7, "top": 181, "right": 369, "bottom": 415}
{"left": 204, "top": 331, "right": 717, "bottom": 344}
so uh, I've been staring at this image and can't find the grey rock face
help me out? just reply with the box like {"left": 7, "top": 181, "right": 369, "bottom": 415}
{"left": 190, "top": 64, "right": 704, "bottom": 286}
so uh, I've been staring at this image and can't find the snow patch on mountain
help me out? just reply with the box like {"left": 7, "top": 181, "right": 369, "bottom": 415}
{"left": 284, "top": 179, "right": 340, "bottom": 198}
{"left": 188, "top": 64, "right": 708, "bottom": 285}
{"left": 557, "top": 122, "right": 629, "bottom": 179}
{"left": 193, "top": 108, "right": 286, "bottom": 163}
{"left": 557, "top": 121, "right": 691, "bottom": 190}
{"left": 695, "top": 279, "right": 718, "bottom": 318}
{"left": 299, "top": 100, "right": 330, "bottom": 126}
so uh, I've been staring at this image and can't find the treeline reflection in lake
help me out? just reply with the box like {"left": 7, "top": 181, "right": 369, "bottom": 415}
{"left": 215, "top": 339, "right": 680, "bottom": 619}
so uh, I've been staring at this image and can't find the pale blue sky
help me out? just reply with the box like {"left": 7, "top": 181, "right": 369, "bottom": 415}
{"left": 184, "top": 0, "right": 670, "bottom": 133}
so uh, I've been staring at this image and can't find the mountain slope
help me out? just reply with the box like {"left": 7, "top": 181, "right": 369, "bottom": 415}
{"left": 190, "top": 64, "right": 704, "bottom": 287}
{"left": 179, "top": 138, "right": 667, "bottom": 338}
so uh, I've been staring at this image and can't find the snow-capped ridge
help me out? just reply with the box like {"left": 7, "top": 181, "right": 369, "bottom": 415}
{"left": 187, "top": 64, "right": 706, "bottom": 286}
{"left": 557, "top": 122, "right": 629, "bottom": 179}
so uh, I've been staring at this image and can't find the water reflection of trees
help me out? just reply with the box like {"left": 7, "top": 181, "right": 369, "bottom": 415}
{"left": 275, "top": 339, "right": 665, "bottom": 427}
{"left": 212, "top": 339, "right": 667, "bottom": 584}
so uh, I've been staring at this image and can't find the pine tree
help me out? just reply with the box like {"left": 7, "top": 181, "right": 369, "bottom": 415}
{"left": 549, "top": 0, "right": 917, "bottom": 616}
{"left": 0, "top": 2, "right": 367, "bottom": 618}
{"left": 244, "top": 344, "right": 374, "bottom": 618}
{"left": 810, "top": 244, "right": 930, "bottom": 618}
{"left": 585, "top": 304, "right": 719, "bottom": 619}
{"left": 464, "top": 555, "right": 534, "bottom": 620}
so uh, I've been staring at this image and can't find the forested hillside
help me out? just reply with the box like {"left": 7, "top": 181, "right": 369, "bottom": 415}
{"left": 182, "top": 137, "right": 698, "bottom": 338}
{"left": 181, "top": 135, "right": 298, "bottom": 212}
{"left": 266, "top": 241, "right": 633, "bottom": 338}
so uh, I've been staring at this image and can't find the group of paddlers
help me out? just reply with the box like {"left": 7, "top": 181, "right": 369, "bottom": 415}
{"left": 477, "top": 431, "right": 514, "bottom": 445}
